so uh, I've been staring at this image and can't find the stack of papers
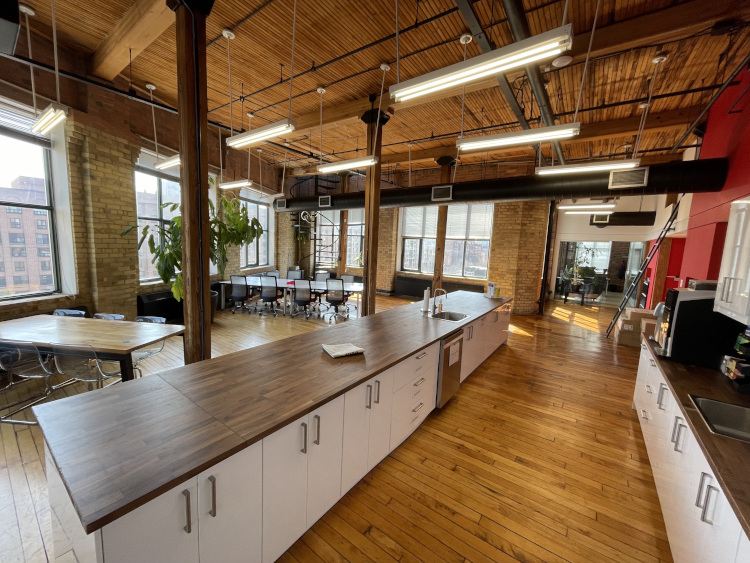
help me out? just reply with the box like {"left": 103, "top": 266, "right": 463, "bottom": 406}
{"left": 322, "top": 343, "right": 365, "bottom": 358}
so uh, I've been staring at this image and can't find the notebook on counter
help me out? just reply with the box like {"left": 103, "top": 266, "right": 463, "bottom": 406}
{"left": 322, "top": 343, "right": 365, "bottom": 358}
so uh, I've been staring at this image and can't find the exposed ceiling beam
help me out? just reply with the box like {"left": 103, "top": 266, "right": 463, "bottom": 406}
{"left": 91, "top": 0, "right": 175, "bottom": 81}
{"left": 292, "top": 96, "right": 394, "bottom": 133}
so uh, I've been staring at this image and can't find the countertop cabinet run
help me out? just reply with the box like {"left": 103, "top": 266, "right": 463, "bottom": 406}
{"left": 634, "top": 340, "right": 748, "bottom": 563}
{"left": 263, "top": 396, "right": 344, "bottom": 563}
{"left": 101, "top": 441, "right": 263, "bottom": 563}
{"left": 461, "top": 304, "right": 510, "bottom": 383}
{"left": 715, "top": 198, "right": 750, "bottom": 325}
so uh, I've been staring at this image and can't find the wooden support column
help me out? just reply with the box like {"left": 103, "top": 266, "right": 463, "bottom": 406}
{"left": 171, "top": 0, "right": 214, "bottom": 364}
{"left": 650, "top": 237, "right": 673, "bottom": 308}
{"left": 337, "top": 175, "right": 349, "bottom": 278}
{"left": 431, "top": 161, "right": 452, "bottom": 292}
{"left": 361, "top": 106, "right": 388, "bottom": 316}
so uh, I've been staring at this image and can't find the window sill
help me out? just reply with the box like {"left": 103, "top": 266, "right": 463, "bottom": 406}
{"left": 0, "top": 292, "right": 76, "bottom": 308}
{"left": 395, "top": 271, "right": 488, "bottom": 283}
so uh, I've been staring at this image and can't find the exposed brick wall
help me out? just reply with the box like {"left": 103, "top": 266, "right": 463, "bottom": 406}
{"left": 376, "top": 208, "right": 399, "bottom": 292}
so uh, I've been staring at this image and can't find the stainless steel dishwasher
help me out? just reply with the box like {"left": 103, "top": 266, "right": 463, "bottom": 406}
{"left": 436, "top": 329, "right": 463, "bottom": 408}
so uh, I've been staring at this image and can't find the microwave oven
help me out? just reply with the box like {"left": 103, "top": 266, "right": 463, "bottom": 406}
{"left": 656, "top": 288, "right": 745, "bottom": 369}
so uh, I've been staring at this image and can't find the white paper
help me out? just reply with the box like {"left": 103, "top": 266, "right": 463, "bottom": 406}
{"left": 322, "top": 343, "right": 365, "bottom": 358}
{"left": 423, "top": 288, "right": 430, "bottom": 312}
{"left": 449, "top": 342, "right": 460, "bottom": 366}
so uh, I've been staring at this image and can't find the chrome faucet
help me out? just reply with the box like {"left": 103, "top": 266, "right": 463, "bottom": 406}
{"left": 432, "top": 288, "right": 447, "bottom": 315}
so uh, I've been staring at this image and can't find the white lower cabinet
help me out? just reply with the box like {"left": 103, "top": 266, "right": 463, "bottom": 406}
{"left": 486, "top": 305, "right": 510, "bottom": 354}
{"left": 101, "top": 442, "right": 263, "bottom": 563}
{"left": 262, "top": 396, "right": 345, "bottom": 563}
{"left": 367, "top": 370, "right": 394, "bottom": 470}
{"left": 461, "top": 317, "right": 485, "bottom": 382}
{"left": 635, "top": 340, "right": 749, "bottom": 563}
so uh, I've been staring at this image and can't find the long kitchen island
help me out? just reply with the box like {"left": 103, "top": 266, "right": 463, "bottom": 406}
{"left": 34, "top": 291, "right": 512, "bottom": 563}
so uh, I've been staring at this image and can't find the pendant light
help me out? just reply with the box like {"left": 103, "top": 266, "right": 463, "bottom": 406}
{"left": 226, "top": 0, "right": 298, "bottom": 149}
{"left": 31, "top": 0, "right": 68, "bottom": 134}
{"left": 536, "top": 159, "right": 640, "bottom": 175}
{"left": 389, "top": 24, "right": 572, "bottom": 103}
{"left": 558, "top": 204, "right": 616, "bottom": 210}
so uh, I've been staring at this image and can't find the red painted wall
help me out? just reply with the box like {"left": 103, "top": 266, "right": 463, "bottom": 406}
{"left": 680, "top": 68, "right": 750, "bottom": 282}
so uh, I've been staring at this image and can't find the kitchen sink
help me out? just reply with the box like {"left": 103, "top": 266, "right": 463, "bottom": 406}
{"left": 430, "top": 311, "right": 470, "bottom": 322}
{"left": 690, "top": 395, "right": 750, "bottom": 443}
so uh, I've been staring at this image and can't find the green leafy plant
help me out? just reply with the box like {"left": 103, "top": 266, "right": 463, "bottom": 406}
{"left": 122, "top": 195, "right": 263, "bottom": 301}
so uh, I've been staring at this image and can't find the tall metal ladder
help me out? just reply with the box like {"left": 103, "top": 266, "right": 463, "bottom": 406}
{"left": 605, "top": 199, "right": 682, "bottom": 338}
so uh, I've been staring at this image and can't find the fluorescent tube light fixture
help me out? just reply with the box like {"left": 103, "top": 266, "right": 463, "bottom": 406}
{"left": 226, "top": 118, "right": 296, "bottom": 149}
{"left": 154, "top": 154, "right": 181, "bottom": 170}
{"left": 317, "top": 156, "right": 378, "bottom": 174}
{"left": 565, "top": 210, "right": 614, "bottom": 215}
{"left": 558, "top": 204, "right": 616, "bottom": 210}
{"left": 218, "top": 179, "right": 251, "bottom": 190}
{"left": 536, "top": 159, "right": 641, "bottom": 175}
{"left": 390, "top": 24, "right": 572, "bottom": 102}
{"left": 456, "top": 123, "right": 580, "bottom": 152}
{"left": 31, "top": 103, "right": 67, "bottom": 134}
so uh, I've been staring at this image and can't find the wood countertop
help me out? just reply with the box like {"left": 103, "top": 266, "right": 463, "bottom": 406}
{"left": 33, "top": 291, "right": 511, "bottom": 534}
{"left": 646, "top": 338, "right": 750, "bottom": 538}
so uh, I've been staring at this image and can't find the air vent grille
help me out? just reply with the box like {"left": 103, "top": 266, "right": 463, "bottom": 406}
{"left": 609, "top": 167, "right": 649, "bottom": 189}
{"left": 431, "top": 184, "right": 453, "bottom": 202}
{"left": 318, "top": 196, "right": 332, "bottom": 207}
{"left": 592, "top": 214, "right": 610, "bottom": 224}
{"left": 275, "top": 199, "right": 287, "bottom": 209}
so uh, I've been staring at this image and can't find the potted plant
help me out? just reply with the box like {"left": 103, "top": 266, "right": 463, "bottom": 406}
{"left": 123, "top": 195, "right": 263, "bottom": 319}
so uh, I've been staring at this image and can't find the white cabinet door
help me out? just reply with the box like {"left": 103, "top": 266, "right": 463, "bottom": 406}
{"left": 341, "top": 379, "right": 373, "bottom": 493}
{"left": 485, "top": 310, "right": 504, "bottom": 357}
{"left": 735, "top": 531, "right": 750, "bottom": 563}
{"left": 696, "top": 460, "right": 744, "bottom": 563}
{"left": 497, "top": 303, "right": 511, "bottom": 346}
{"left": 198, "top": 442, "right": 262, "bottom": 563}
{"left": 715, "top": 199, "right": 750, "bottom": 325}
{"left": 460, "top": 321, "right": 479, "bottom": 382}
{"left": 101, "top": 479, "right": 199, "bottom": 563}
{"left": 368, "top": 369, "right": 394, "bottom": 470}
{"left": 262, "top": 415, "right": 308, "bottom": 563}
{"left": 307, "top": 396, "right": 344, "bottom": 526}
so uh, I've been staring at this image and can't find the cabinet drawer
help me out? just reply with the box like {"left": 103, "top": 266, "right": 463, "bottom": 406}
{"left": 393, "top": 371, "right": 436, "bottom": 417}
{"left": 393, "top": 343, "right": 439, "bottom": 392}
{"left": 390, "top": 389, "right": 434, "bottom": 450}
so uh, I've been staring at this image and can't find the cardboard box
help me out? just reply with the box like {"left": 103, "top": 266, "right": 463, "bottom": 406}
{"left": 641, "top": 318, "right": 657, "bottom": 339}
{"left": 614, "top": 314, "right": 657, "bottom": 347}
{"left": 622, "top": 307, "right": 656, "bottom": 326}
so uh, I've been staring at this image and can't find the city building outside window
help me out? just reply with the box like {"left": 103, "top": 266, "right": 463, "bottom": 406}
{"left": 14, "top": 262, "right": 24, "bottom": 272}
{"left": 239, "top": 200, "right": 270, "bottom": 268}
{"left": 13, "top": 275, "right": 29, "bottom": 284}
{"left": 345, "top": 208, "right": 364, "bottom": 267}
{"left": 9, "top": 218, "right": 20, "bottom": 228}
{"left": 12, "top": 247, "right": 27, "bottom": 258}
{"left": 36, "top": 219, "right": 47, "bottom": 229}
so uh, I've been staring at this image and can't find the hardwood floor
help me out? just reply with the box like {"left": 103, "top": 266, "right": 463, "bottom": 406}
{"left": 0, "top": 298, "right": 673, "bottom": 562}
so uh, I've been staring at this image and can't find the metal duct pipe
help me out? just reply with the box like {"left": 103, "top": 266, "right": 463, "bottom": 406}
{"left": 276, "top": 158, "right": 728, "bottom": 212}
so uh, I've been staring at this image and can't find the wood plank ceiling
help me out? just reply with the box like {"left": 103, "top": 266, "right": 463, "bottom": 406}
{"left": 18, "top": 0, "right": 750, "bottom": 176}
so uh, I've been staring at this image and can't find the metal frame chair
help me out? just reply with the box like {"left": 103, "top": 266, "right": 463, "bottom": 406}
{"left": 286, "top": 269, "right": 304, "bottom": 280}
{"left": 313, "top": 272, "right": 331, "bottom": 311}
{"left": 0, "top": 340, "right": 59, "bottom": 425}
{"left": 93, "top": 313, "right": 125, "bottom": 320}
{"left": 259, "top": 276, "right": 283, "bottom": 316}
{"left": 132, "top": 316, "right": 167, "bottom": 377}
{"left": 50, "top": 343, "right": 121, "bottom": 391}
{"left": 291, "top": 280, "right": 317, "bottom": 319}
{"left": 340, "top": 274, "right": 358, "bottom": 315}
{"left": 323, "top": 278, "right": 349, "bottom": 323}
{"left": 230, "top": 275, "right": 255, "bottom": 313}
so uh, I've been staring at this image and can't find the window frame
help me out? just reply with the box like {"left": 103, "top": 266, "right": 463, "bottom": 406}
{"left": 444, "top": 203, "right": 493, "bottom": 280}
{"left": 345, "top": 209, "right": 365, "bottom": 268}
{"left": 239, "top": 199, "right": 270, "bottom": 269}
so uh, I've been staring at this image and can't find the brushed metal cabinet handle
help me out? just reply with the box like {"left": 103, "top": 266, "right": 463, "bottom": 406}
{"left": 649, "top": 359, "right": 657, "bottom": 367}
{"left": 727, "top": 278, "right": 735, "bottom": 304}
{"left": 640, "top": 409, "right": 648, "bottom": 419}
{"left": 696, "top": 472, "right": 710, "bottom": 508}
{"left": 301, "top": 422, "right": 308, "bottom": 454}
{"left": 641, "top": 343, "right": 646, "bottom": 349}
{"left": 721, "top": 277, "right": 729, "bottom": 302}
{"left": 673, "top": 424, "right": 687, "bottom": 452}
{"left": 657, "top": 383, "right": 667, "bottom": 410}
{"left": 414, "top": 377, "right": 426, "bottom": 387}
{"left": 208, "top": 475, "right": 217, "bottom": 517}
{"left": 314, "top": 415, "right": 321, "bottom": 445}
{"left": 645, "top": 385, "right": 653, "bottom": 394}
{"left": 670, "top": 416, "right": 683, "bottom": 443}
{"left": 701, "top": 485, "right": 718, "bottom": 524}
{"left": 413, "top": 402, "right": 424, "bottom": 413}
{"left": 416, "top": 352, "right": 428, "bottom": 360}
{"left": 182, "top": 489, "right": 192, "bottom": 533}
{"left": 374, "top": 380, "right": 381, "bottom": 404}
{"left": 366, "top": 384, "right": 373, "bottom": 409}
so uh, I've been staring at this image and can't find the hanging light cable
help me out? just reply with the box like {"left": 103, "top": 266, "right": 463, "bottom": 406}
{"left": 146, "top": 83, "right": 159, "bottom": 162}
{"left": 31, "top": 0, "right": 67, "bottom": 134}
{"left": 257, "top": 148, "right": 264, "bottom": 197}
{"left": 288, "top": 0, "right": 297, "bottom": 121}
{"left": 633, "top": 53, "right": 667, "bottom": 158}
{"left": 408, "top": 143, "right": 412, "bottom": 187}
{"left": 19, "top": 5, "right": 37, "bottom": 117}
{"left": 395, "top": 0, "right": 400, "bottom": 83}
{"left": 317, "top": 87, "right": 325, "bottom": 166}
{"left": 223, "top": 29, "right": 235, "bottom": 134}
{"left": 572, "top": 0, "right": 601, "bottom": 123}
{"left": 453, "top": 34, "right": 472, "bottom": 183}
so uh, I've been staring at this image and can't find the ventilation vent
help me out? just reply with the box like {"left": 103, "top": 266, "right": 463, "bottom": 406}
{"left": 609, "top": 167, "right": 649, "bottom": 189}
{"left": 318, "top": 195, "right": 332, "bottom": 207}
{"left": 275, "top": 199, "right": 287, "bottom": 210}
{"left": 431, "top": 184, "right": 453, "bottom": 202}
{"left": 592, "top": 214, "right": 610, "bottom": 224}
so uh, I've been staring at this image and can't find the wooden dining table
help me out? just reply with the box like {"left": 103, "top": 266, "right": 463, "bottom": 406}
{"left": 0, "top": 315, "right": 185, "bottom": 381}
{"left": 245, "top": 276, "right": 365, "bottom": 312}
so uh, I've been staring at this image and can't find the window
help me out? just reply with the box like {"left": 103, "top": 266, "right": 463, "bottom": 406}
{"left": 37, "top": 247, "right": 50, "bottom": 257}
{"left": 443, "top": 204, "right": 493, "bottom": 279}
{"left": 239, "top": 200, "right": 270, "bottom": 268}
{"left": 315, "top": 210, "right": 339, "bottom": 269}
{"left": 0, "top": 124, "right": 59, "bottom": 298}
{"left": 36, "top": 234, "right": 49, "bottom": 245}
{"left": 134, "top": 170, "right": 181, "bottom": 281}
{"left": 400, "top": 204, "right": 493, "bottom": 279}
{"left": 400, "top": 207, "right": 438, "bottom": 274}
{"left": 0, "top": 263, "right": 4, "bottom": 272}
{"left": 0, "top": 278, "right": 5, "bottom": 288}
{"left": 574, "top": 241, "right": 611, "bottom": 272}
{"left": 40, "top": 275, "right": 53, "bottom": 285}
{"left": 345, "top": 209, "right": 365, "bottom": 267}
{"left": 40, "top": 260, "right": 50, "bottom": 271}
